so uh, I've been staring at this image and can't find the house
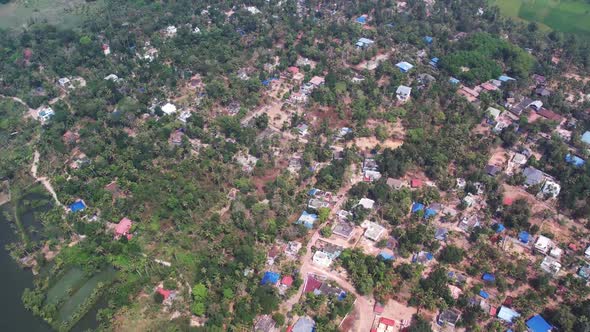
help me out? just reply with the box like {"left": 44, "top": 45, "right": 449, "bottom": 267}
{"left": 102, "top": 44, "right": 111, "bottom": 55}
{"left": 522, "top": 167, "right": 544, "bottom": 187}
{"left": 411, "top": 178, "right": 423, "bottom": 188}
{"left": 177, "top": 110, "right": 192, "bottom": 123}
{"left": 526, "top": 315, "right": 552, "bottom": 332}
{"left": 429, "top": 58, "right": 439, "bottom": 67}
{"left": 309, "top": 76, "right": 325, "bottom": 87}
{"left": 411, "top": 202, "right": 424, "bottom": 214}
{"left": 449, "top": 77, "right": 461, "bottom": 85}
{"left": 312, "top": 251, "right": 332, "bottom": 267}
{"left": 424, "top": 36, "right": 433, "bottom": 44}
{"left": 582, "top": 131, "right": 590, "bottom": 145}
{"left": 69, "top": 200, "right": 86, "bottom": 213}
{"left": 290, "top": 92, "right": 308, "bottom": 104}
{"left": 297, "top": 211, "right": 318, "bottom": 229}
{"left": 254, "top": 315, "right": 279, "bottom": 332}
{"left": 161, "top": 103, "right": 177, "bottom": 115}
{"left": 498, "top": 75, "right": 516, "bottom": 82}
{"left": 156, "top": 287, "right": 177, "bottom": 306}
{"left": 58, "top": 77, "right": 72, "bottom": 89}
{"left": 529, "top": 100, "right": 543, "bottom": 111}
{"left": 413, "top": 251, "right": 434, "bottom": 264}
{"left": 356, "top": 37, "right": 375, "bottom": 49}
{"left": 481, "top": 82, "right": 498, "bottom": 92}
{"left": 537, "top": 108, "right": 563, "bottom": 123}
{"left": 438, "top": 309, "right": 461, "bottom": 327}
{"left": 540, "top": 256, "right": 561, "bottom": 275}
{"left": 386, "top": 178, "right": 406, "bottom": 190}
{"left": 535, "top": 87, "right": 551, "bottom": 97}
{"left": 485, "top": 165, "right": 502, "bottom": 176}
{"left": 286, "top": 241, "right": 302, "bottom": 257}
{"left": 296, "top": 123, "right": 309, "bottom": 136}
{"left": 459, "top": 214, "right": 480, "bottom": 231}
{"left": 395, "top": 61, "right": 414, "bottom": 73}
{"left": 519, "top": 231, "right": 530, "bottom": 244}
{"left": 396, "top": 85, "right": 412, "bottom": 102}
{"left": 246, "top": 6, "right": 261, "bottom": 14}
{"left": 375, "top": 317, "right": 396, "bottom": 331}
{"left": 115, "top": 217, "right": 133, "bottom": 239}
{"left": 358, "top": 198, "right": 375, "bottom": 210}
{"left": 435, "top": 228, "right": 448, "bottom": 241}
{"left": 458, "top": 86, "right": 480, "bottom": 103}
{"left": 535, "top": 235, "right": 553, "bottom": 255}
{"left": 512, "top": 153, "right": 528, "bottom": 166}
{"left": 37, "top": 106, "right": 55, "bottom": 124}
{"left": 487, "top": 107, "right": 502, "bottom": 121}
{"left": 287, "top": 66, "right": 299, "bottom": 75}
{"left": 292, "top": 316, "right": 315, "bottom": 332}
{"left": 541, "top": 180, "right": 560, "bottom": 198}
{"left": 578, "top": 265, "right": 590, "bottom": 280}
{"left": 584, "top": 245, "right": 590, "bottom": 260}
{"left": 532, "top": 74, "right": 546, "bottom": 85}
{"left": 333, "top": 221, "right": 355, "bottom": 239}
{"left": 364, "top": 222, "right": 385, "bottom": 241}
{"left": 303, "top": 275, "right": 323, "bottom": 293}
{"left": 104, "top": 74, "right": 121, "bottom": 82}
{"left": 165, "top": 25, "right": 177, "bottom": 37}
{"left": 170, "top": 130, "right": 184, "bottom": 145}
{"left": 260, "top": 271, "right": 280, "bottom": 286}
{"left": 550, "top": 247, "right": 563, "bottom": 259}
{"left": 235, "top": 153, "right": 258, "bottom": 173}
{"left": 356, "top": 15, "right": 367, "bottom": 24}
{"left": 463, "top": 193, "right": 477, "bottom": 207}
{"left": 497, "top": 305, "right": 521, "bottom": 323}
{"left": 510, "top": 97, "right": 533, "bottom": 116}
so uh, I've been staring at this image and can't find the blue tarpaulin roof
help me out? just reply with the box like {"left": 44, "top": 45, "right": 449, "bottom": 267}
{"left": 479, "top": 290, "right": 489, "bottom": 299}
{"left": 565, "top": 154, "right": 585, "bottom": 167}
{"left": 449, "top": 77, "right": 460, "bottom": 84}
{"left": 496, "top": 224, "right": 506, "bottom": 233}
{"left": 396, "top": 61, "right": 414, "bottom": 72}
{"left": 69, "top": 200, "right": 86, "bottom": 212}
{"left": 526, "top": 315, "right": 552, "bottom": 332}
{"left": 308, "top": 188, "right": 320, "bottom": 196}
{"left": 356, "top": 16, "right": 367, "bottom": 24}
{"left": 424, "top": 208, "right": 437, "bottom": 219}
{"left": 412, "top": 202, "right": 425, "bottom": 213}
{"left": 482, "top": 273, "right": 495, "bottom": 282}
{"left": 424, "top": 36, "right": 433, "bottom": 43}
{"left": 425, "top": 252, "right": 433, "bottom": 260}
{"left": 261, "top": 271, "right": 280, "bottom": 285}
{"left": 498, "top": 75, "right": 515, "bottom": 82}
{"left": 519, "top": 231, "right": 530, "bottom": 244}
{"left": 379, "top": 251, "right": 395, "bottom": 260}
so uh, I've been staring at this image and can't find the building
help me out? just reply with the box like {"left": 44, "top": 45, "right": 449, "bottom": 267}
{"left": 541, "top": 180, "right": 560, "bottom": 198}
{"left": 526, "top": 315, "right": 552, "bottom": 332}
{"left": 396, "top": 85, "right": 412, "bottom": 102}
{"left": 581, "top": 131, "right": 590, "bottom": 145}
{"left": 309, "top": 76, "right": 325, "bottom": 87}
{"left": 497, "top": 305, "right": 520, "bottom": 323}
{"left": 37, "top": 106, "right": 55, "bottom": 124}
{"left": 438, "top": 309, "right": 461, "bottom": 327}
{"left": 364, "top": 222, "right": 385, "bottom": 241}
{"left": 165, "top": 25, "right": 177, "bottom": 37}
{"left": 358, "top": 198, "right": 375, "bottom": 210}
{"left": 253, "top": 315, "right": 279, "bottom": 332}
{"left": 69, "top": 200, "right": 86, "bottom": 213}
{"left": 161, "top": 103, "right": 177, "bottom": 115}
{"left": 260, "top": 271, "right": 280, "bottom": 286}
{"left": 540, "top": 256, "right": 561, "bottom": 276}
{"left": 487, "top": 107, "right": 502, "bottom": 121}
{"left": 115, "top": 217, "right": 133, "bottom": 239}
{"left": 297, "top": 211, "right": 318, "bottom": 229}
{"left": 333, "top": 221, "right": 355, "bottom": 239}
{"left": 356, "top": 37, "right": 375, "bottom": 49}
{"left": 535, "top": 235, "right": 553, "bottom": 255}
{"left": 374, "top": 317, "right": 396, "bottom": 331}
{"left": 292, "top": 316, "right": 315, "bottom": 332}
{"left": 522, "top": 167, "right": 544, "bottom": 187}
{"left": 386, "top": 178, "right": 406, "bottom": 190}
{"left": 312, "top": 251, "right": 332, "bottom": 267}
{"left": 177, "top": 110, "right": 192, "bottom": 123}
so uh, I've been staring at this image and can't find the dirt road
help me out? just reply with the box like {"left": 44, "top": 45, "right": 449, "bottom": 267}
{"left": 31, "top": 150, "right": 64, "bottom": 209}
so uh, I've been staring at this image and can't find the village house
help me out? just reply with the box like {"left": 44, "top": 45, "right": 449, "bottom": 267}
{"left": 356, "top": 37, "right": 375, "bottom": 49}
{"left": 114, "top": 217, "right": 133, "bottom": 240}
{"left": 37, "top": 106, "right": 55, "bottom": 124}
{"left": 312, "top": 250, "right": 332, "bottom": 268}
{"left": 165, "top": 25, "right": 177, "bottom": 37}
{"left": 438, "top": 309, "right": 461, "bottom": 327}
{"left": 102, "top": 44, "right": 111, "bottom": 55}
{"left": 169, "top": 130, "right": 184, "bottom": 146}
{"left": 253, "top": 315, "right": 278, "bottom": 332}
{"left": 535, "top": 235, "right": 553, "bottom": 255}
{"left": 291, "top": 316, "right": 315, "bottom": 332}
{"left": 540, "top": 255, "right": 562, "bottom": 276}
{"left": 396, "top": 85, "right": 412, "bottom": 103}
{"left": 161, "top": 103, "right": 177, "bottom": 116}
{"left": 395, "top": 61, "right": 414, "bottom": 73}
{"left": 177, "top": 110, "right": 192, "bottom": 123}
{"left": 363, "top": 221, "right": 385, "bottom": 241}
{"left": 386, "top": 178, "right": 407, "bottom": 190}
{"left": 358, "top": 198, "right": 375, "bottom": 210}
{"left": 297, "top": 211, "right": 318, "bottom": 229}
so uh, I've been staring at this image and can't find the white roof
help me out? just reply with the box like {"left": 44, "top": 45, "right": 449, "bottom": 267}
{"left": 535, "top": 235, "right": 552, "bottom": 251}
{"left": 396, "top": 85, "right": 412, "bottom": 95}
{"left": 161, "top": 103, "right": 177, "bottom": 115}
{"left": 487, "top": 107, "right": 501, "bottom": 119}
{"left": 358, "top": 198, "right": 375, "bottom": 210}
{"left": 364, "top": 222, "right": 385, "bottom": 241}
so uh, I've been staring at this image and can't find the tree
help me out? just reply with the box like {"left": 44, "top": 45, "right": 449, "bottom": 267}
{"left": 438, "top": 245, "right": 465, "bottom": 264}
{"left": 407, "top": 314, "right": 433, "bottom": 332}
{"left": 272, "top": 313, "right": 285, "bottom": 326}
{"left": 153, "top": 291, "right": 164, "bottom": 304}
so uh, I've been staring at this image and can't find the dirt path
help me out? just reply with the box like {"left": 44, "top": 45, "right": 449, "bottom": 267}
{"left": 281, "top": 169, "right": 375, "bottom": 331}
{"left": 31, "top": 150, "right": 64, "bottom": 209}
{"left": 0, "top": 94, "right": 36, "bottom": 114}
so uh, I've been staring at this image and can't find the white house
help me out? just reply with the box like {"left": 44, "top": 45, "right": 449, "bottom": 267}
{"left": 193, "top": 26, "right": 201, "bottom": 34}
{"left": 486, "top": 107, "right": 502, "bottom": 121}
{"left": 177, "top": 110, "right": 192, "bottom": 123}
{"left": 165, "top": 26, "right": 177, "bottom": 37}
{"left": 37, "top": 106, "right": 55, "bottom": 124}
{"left": 161, "top": 103, "right": 177, "bottom": 116}
{"left": 104, "top": 74, "right": 121, "bottom": 82}
{"left": 535, "top": 235, "right": 553, "bottom": 255}
{"left": 358, "top": 198, "right": 375, "bottom": 210}
{"left": 58, "top": 77, "right": 72, "bottom": 89}
{"left": 396, "top": 85, "right": 412, "bottom": 102}
{"left": 541, "top": 180, "right": 560, "bottom": 199}
{"left": 585, "top": 246, "right": 590, "bottom": 260}
{"left": 364, "top": 222, "right": 385, "bottom": 241}
{"left": 312, "top": 251, "right": 332, "bottom": 268}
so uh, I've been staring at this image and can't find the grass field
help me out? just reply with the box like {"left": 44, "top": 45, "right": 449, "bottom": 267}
{"left": 491, "top": 0, "right": 590, "bottom": 35}
{"left": 0, "top": 0, "right": 103, "bottom": 30}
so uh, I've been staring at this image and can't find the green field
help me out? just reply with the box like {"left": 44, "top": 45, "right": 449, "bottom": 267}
{"left": 491, "top": 0, "right": 590, "bottom": 35}
{"left": 0, "top": 0, "right": 103, "bottom": 30}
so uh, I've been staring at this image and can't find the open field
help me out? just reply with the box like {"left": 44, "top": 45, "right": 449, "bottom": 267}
{"left": 0, "top": 0, "right": 103, "bottom": 30}
{"left": 491, "top": 0, "right": 590, "bottom": 35}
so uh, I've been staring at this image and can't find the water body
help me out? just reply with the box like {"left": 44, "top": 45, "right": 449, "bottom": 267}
{"left": 0, "top": 204, "right": 51, "bottom": 332}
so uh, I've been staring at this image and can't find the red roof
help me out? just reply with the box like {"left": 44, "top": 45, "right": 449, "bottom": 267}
{"left": 374, "top": 302, "right": 385, "bottom": 314}
{"left": 157, "top": 287, "right": 172, "bottom": 300}
{"left": 379, "top": 317, "right": 396, "bottom": 327}
{"left": 568, "top": 243, "right": 578, "bottom": 251}
{"left": 115, "top": 217, "right": 133, "bottom": 236}
{"left": 490, "top": 306, "right": 497, "bottom": 316}
{"left": 481, "top": 82, "right": 498, "bottom": 91}
{"left": 411, "top": 179, "right": 423, "bottom": 188}
{"left": 537, "top": 108, "right": 563, "bottom": 122}
{"left": 503, "top": 197, "right": 514, "bottom": 206}
{"left": 288, "top": 66, "right": 299, "bottom": 74}
{"left": 282, "top": 275, "right": 294, "bottom": 286}
{"left": 303, "top": 275, "right": 322, "bottom": 293}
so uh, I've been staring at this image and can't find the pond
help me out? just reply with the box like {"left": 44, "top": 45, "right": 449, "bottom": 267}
{"left": 58, "top": 268, "right": 116, "bottom": 322}
{"left": 0, "top": 204, "right": 51, "bottom": 332}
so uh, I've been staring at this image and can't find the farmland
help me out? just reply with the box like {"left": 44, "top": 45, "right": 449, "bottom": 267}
{"left": 0, "top": 0, "right": 103, "bottom": 30}
{"left": 491, "top": 0, "right": 590, "bottom": 35}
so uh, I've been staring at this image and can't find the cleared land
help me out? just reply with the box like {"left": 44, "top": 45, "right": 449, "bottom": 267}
{"left": 0, "top": 0, "right": 103, "bottom": 29}
{"left": 491, "top": 0, "right": 590, "bottom": 35}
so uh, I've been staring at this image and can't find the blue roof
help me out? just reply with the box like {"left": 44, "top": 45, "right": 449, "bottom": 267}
{"left": 261, "top": 271, "right": 280, "bottom": 285}
{"left": 337, "top": 292, "right": 347, "bottom": 301}
{"left": 356, "top": 16, "right": 367, "bottom": 24}
{"left": 424, "top": 208, "right": 437, "bottom": 219}
{"left": 479, "top": 290, "right": 489, "bottom": 299}
{"left": 308, "top": 188, "right": 320, "bottom": 196}
{"left": 412, "top": 202, "right": 425, "bottom": 213}
{"left": 297, "top": 211, "right": 318, "bottom": 229}
{"left": 582, "top": 131, "right": 590, "bottom": 145}
{"left": 565, "top": 154, "right": 585, "bottom": 167}
{"left": 449, "top": 77, "right": 460, "bottom": 84}
{"left": 424, "top": 36, "right": 433, "bottom": 43}
{"left": 482, "top": 273, "right": 495, "bottom": 282}
{"left": 431, "top": 57, "right": 439, "bottom": 63}
{"left": 425, "top": 252, "right": 434, "bottom": 260}
{"left": 498, "top": 306, "right": 520, "bottom": 323}
{"left": 526, "top": 315, "right": 552, "bottom": 332}
{"left": 379, "top": 251, "right": 395, "bottom": 260}
{"left": 396, "top": 61, "right": 414, "bottom": 72}
{"left": 495, "top": 224, "right": 505, "bottom": 233}
{"left": 519, "top": 231, "right": 530, "bottom": 244}
{"left": 498, "top": 75, "right": 516, "bottom": 82}
{"left": 69, "top": 200, "right": 86, "bottom": 212}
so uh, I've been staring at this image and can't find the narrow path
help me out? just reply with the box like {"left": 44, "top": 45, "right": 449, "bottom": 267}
{"left": 0, "top": 94, "right": 36, "bottom": 113}
{"left": 31, "top": 150, "right": 64, "bottom": 210}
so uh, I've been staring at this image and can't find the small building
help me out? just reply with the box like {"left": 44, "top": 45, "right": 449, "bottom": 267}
{"left": 58, "top": 77, "right": 72, "bottom": 89}
{"left": 534, "top": 235, "right": 553, "bottom": 255}
{"left": 296, "top": 123, "right": 309, "bottom": 136}
{"left": 522, "top": 167, "right": 544, "bottom": 187}
{"left": 540, "top": 256, "right": 561, "bottom": 276}
{"left": 512, "top": 153, "right": 528, "bottom": 166}
{"left": 333, "top": 221, "right": 355, "bottom": 239}
{"left": 526, "top": 315, "right": 552, "bottom": 332}
{"left": 297, "top": 211, "right": 318, "bottom": 229}
{"left": 356, "top": 37, "right": 375, "bottom": 49}
{"left": 438, "top": 309, "right": 461, "bottom": 327}
{"left": 292, "top": 316, "right": 315, "bottom": 332}
{"left": 541, "top": 180, "right": 560, "bottom": 198}
{"left": 115, "top": 217, "right": 133, "bottom": 239}
{"left": 411, "top": 178, "right": 423, "bottom": 188}
{"left": 165, "top": 25, "right": 177, "bottom": 37}
{"left": 463, "top": 193, "right": 477, "bottom": 207}
{"left": 161, "top": 103, "right": 177, "bottom": 116}
{"left": 69, "top": 200, "right": 86, "bottom": 213}
{"left": 38, "top": 106, "right": 55, "bottom": 124}
{"left": 395, "top": 61, "right": 414, "bottom": 73}
{"left": 309, "top": 76, "right": 325, "bottom": 87}
{"left": 254, "top": 315, "right": 279, "bottom": 332}
{"left": 177, "top": 110, "right": 192, "bottom": 123}
{"left": 486, "top": 107, "right": 502, "bottom": 121}
{"left": 312, "top": 251, "right": 332, "bottom": 268}
{"left": 497, "top": 305, "right": 520, "bottom": 323}
{"left": 386, "top": 178, "right": 406, "bottom": 190}
{"left": 519, "top": 231, "right": 530, "bottom": 244}
{"left": 169, "top": 130, "right": 185, "bottom": 146}
{"left": 358, "top": 198, "right": 375, "bottom": 210}
{"left": 535, "top": 87, "right": 551, "bottom": 97}
{"left": 582, "top": 131, "right": 590, "bottom": 145}
{"left": 485, "top": 164, "right": 502, "bottom": 176}
{"left": 375, "top": 317, "right": 396, "bottom": 331}
{"left": 396, "top": 85, "right": 412, "bottom": 102}
{"left": 260, "top": 271, "right": 280, "bottom": 286}
{"left": 364, "top": 222, "right": 385, "bottom": 241}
